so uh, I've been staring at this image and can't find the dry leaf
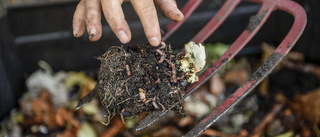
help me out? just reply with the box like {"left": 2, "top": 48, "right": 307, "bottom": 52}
{"left": 152, "top": 125, "right": 181, "bottom": 137}
{"left": 201, "top": 129, "right": 226, "bottom": 136}
{"left": 224, "top": 58, "right": 250, "bottom": 86}
{"left": 210, "top": 75, "right": 225, "bottom": 96}
{"left": 20, "top": 90, "right": 57, "bottom": 128}
{"left": 224, "top": 69, "right": 248, "bottom": 86}
{"left": 290, "top": 87, "right": 320, "bottom": 124}
{"left": 56, "top": 107, "right": 80, "bottom": 129}
{"left": 57, "top": 129, "right": 76, "bottom": 137}
{"left": 100, "top": 117, "right": 125, "bottom": 137}
{"left": 178, "top": 116, "right": 195, "bottom": 127}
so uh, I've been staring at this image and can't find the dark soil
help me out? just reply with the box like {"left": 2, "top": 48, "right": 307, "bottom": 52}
{"left": 97, "top": 43, "right": 186, "bottom": 125}
{"left": 270, "top": 67, "right": 320, "bottom": 99}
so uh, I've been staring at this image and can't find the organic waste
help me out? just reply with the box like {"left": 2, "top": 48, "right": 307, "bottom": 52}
{"left": 1, "top": 42, "right": 320, "bottom": 137}
{"left": 76, "top": 41, "right": 206, "bottom": 125}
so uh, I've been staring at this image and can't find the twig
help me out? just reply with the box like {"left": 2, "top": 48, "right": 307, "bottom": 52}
{"left": 120, "top": 108, "right": 126, "bottom": 124}
{"left": 125, "top": 64, "right": 131, "bottom": 76}
{"left": 251, "top": 103, "right": 284, "bottom": 137}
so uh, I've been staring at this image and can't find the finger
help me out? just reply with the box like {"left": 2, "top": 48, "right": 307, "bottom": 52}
{"left": 101, "top": 0, "right": 131, "bottom": 44}
{"left": 85, "top": 0, "right": 102, "bottom": 41}
{"left": 155, "top": 0, "right": 184, "bottom": 22}
{"left": 73, "top": 0, "right": 86, "bottom": 37}
{"left": 131, "top": 0, "right": 161, "bottom": 46}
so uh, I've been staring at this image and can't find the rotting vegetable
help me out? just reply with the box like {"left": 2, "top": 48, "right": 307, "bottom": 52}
{"left": 76, "top": 41, "right": 206, "bottom": 125}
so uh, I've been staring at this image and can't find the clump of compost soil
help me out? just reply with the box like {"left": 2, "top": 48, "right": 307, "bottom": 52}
{"left": 97, "top": 42, "right": 186, "bottom": 125}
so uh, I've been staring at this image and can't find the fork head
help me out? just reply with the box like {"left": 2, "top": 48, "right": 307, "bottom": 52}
{"left": 137, "top": 0, "right": 307, "bottom": 136}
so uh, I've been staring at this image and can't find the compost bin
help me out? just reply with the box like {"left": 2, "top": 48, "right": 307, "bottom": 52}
{"left": 0, "top": 0, "right": 319, "bottom": 128}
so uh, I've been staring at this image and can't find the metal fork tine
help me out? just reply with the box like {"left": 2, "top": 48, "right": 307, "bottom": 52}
{"left": 184, "top": 0, "right": 307, "bottom": 136}
{"left": 192, "top": 0, "right": 241, "bottom": 43}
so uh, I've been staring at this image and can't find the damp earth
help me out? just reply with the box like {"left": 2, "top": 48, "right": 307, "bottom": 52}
{"left": 96, "top": 42, "right": 187, "bottom": 125}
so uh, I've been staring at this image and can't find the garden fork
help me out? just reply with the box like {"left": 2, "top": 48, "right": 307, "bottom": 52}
{"left": 136, "top": 0, "right": 307, "bottom": 136}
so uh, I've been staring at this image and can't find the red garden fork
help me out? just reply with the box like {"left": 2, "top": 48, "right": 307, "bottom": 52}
{"left": 136, "top": 0, "right": 307, "bottom": 136}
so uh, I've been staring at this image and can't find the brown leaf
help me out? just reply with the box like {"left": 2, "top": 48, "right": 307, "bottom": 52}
{"left": 238, "top": 129, "right": 249, "bottom": 137}
{"left": 57, "top": 129, "right": 77, "bottom": 137}
{"left": 178, "top": 116, "right": 195, "bottom": 127}
{"left": 303, "top": 126, "right": 311, "bottom": 137}
{"left": 259, "top": 79, "right": 269, "bottom": 96}
{"left": 286, "top": 51, "right": 304, "bottom": 62}
{"left": 55, "top": 109, "right": 65, "bottom": 127}
{"left": 56, "top": 107, "right": 80, "bottom": 129}
{"left": 210, "top": 75, "right": 225, "bottom": 96}
{"left": 101, "top": 117, "right": 125, "bottom": 137}
{"left": 152, "top": 125, "right": 181, "bottom": 137}
{"left": 20, "top": 90, "right": 56, "bottom": 128}
{"left": 201, "top": 129, "right": 226, "bottom": 136}
{"left": 224, "top": 69, "right": 248, "bottom": 86}
{"left": 224, "top": 58, "right": 250, "bottom": 86}
{"left": 261, "top": 43, "right": 276, "bottom": 62}
{"left": 290, "top": 87, "right": 320, "bottom": 124}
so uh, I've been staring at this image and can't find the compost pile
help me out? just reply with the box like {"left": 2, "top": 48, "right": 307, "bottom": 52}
{"left": 3, "top": 42, "right": 320, "bottom": 137}
{"left": 97, "top": 43, "right": 185, "bottom": 124}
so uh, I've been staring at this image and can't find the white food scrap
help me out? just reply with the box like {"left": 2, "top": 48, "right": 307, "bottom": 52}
{"left": 179, "top": 41, "right": 206, "bottom": 83}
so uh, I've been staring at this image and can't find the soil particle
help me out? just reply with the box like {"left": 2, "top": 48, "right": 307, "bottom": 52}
{"left": 97, "top": 43, "right": 186, "bottom": 125}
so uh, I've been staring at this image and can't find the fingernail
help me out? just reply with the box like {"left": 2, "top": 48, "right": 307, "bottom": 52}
{"left": 88, "top": 27, "right": 97, "bottom": 40}
{"left": 175, "top": 9, "right": 184, "bottom": 21}
{"left": 88, "top": 33, "right": 96, "bottom": 40}
{"left": 73, "top": 27, "right": 78, "bottom": 37}
{"left": 118, "top": 30, "right": 129, "bottom": 43}
{"left": 149, "top": 37, "right": 159, "bottom": 46}
{"left": 177, "top": 9, "right": 183, "bottom": 16}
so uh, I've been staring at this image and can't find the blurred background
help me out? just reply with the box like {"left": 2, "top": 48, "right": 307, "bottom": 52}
{"left": 0, "top": 0, "right": 320, "bottom": 136}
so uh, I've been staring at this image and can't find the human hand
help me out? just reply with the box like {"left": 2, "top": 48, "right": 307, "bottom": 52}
{"left": 73, "top": 0, "right": 184, "bottom": 46}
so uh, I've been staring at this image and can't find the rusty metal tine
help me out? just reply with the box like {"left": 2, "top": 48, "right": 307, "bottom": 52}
{"left": 136, "top": 0, "right": 241, "bottom": 131}
{"left": 184, "top": 0, "right": 307, "bottom": 136}
{"left": 192, "top": 0, "right": 241, "bottom": 43}
{"left": 162, "top": 0, "right": 202, "bottom": 41}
